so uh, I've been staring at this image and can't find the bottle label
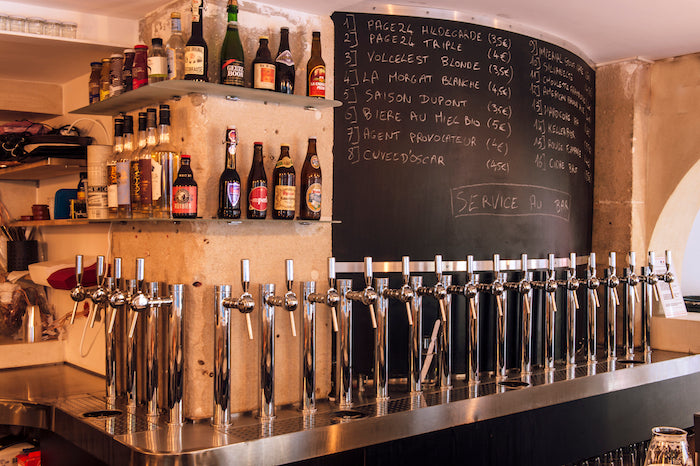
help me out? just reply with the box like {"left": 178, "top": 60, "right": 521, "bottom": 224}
{"left": 100, "top": 88, "right": 110, "bottom": 101}
{"left": 222, "top": 58, "right": 245, "bottom": 86}
{"left": 171, "top": 17, "right": 181, "bottom": 33}
{"left": 185, "top": 46, "right": 205, "bottom": 75}
{"left": 275, "top": 156, "right": 293, "bottom": 169}
{"left": 148, "top": 56, "right": 167, "bottom": 78}
{"left": 89, "top": 84, "right": 100, "bottom": 104}
{"left": 107, "top": 165, "right": 118, "bottom": 208}
{"left": 274, "top": 185, "right": 296, "bottom": 211}
{"left": 310, "top": 154, "right": 320, "bottom": 169}
{"left": 116, "top": 161, "right": 130, "bottom": 205}
{"left": 305, "top": 182, "right": 322, "bottom": 213}
{"left": 254, "top": 63, "right": 275, "bottom": 90}
{"left": 173, "top": 186, "right": 197, "bottom": 215}
{"left": 308, "top": 65, "right": 326, "bottom": 97}
{"left": 226, "top": 181, "right": 241, "bottom": 207}
{"left": 152, "top": 160, "right": 162, "bottom": 201}
{"left": 275, "top": 50, "right": 294, "bottom": 67}
{"left": 166, "top": 49, "right": 176, "bottom": 79}
{"left": 249, "top": 185, "right": 268, "bottom": 212}
{"left": 139, "top": 158, "right": 152, "bottom": 204}
{"left": 130, "top": 160, "right": 141, "bottom": 202}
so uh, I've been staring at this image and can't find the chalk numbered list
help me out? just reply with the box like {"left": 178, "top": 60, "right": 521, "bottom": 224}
{"left": 334, "top": 12, "right": 594, "bottom": 220}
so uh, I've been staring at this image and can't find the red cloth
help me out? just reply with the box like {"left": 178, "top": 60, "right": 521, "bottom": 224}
{"left": 46, "top": 262, "right": 101, "bottom": 290}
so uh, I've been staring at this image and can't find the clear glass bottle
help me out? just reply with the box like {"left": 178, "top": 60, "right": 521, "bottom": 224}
{"left": 130, "top": 112, "right": 147, "bottom": 217}
{"left": 107, "top": 116, "right": 124, "bottom": 218}
{"left": 151, "top": 105, "right": 179, "bottom": 218}
{"left": 148, "top": 38, "right": 167, "bottom": 83}
{"left": 220, "top": 0, "right": 245, "bottom": 86}
{"left": 117, "top": 115, "right": 134, "bottom": 218}
{"left": 138, "top": 109, "right": 159, "bottom": 218}
{"left": 172, "top": 155, "right": 197, "bottom": 218}
{"left": 166, "top": 12, "right": 185, "bottom": 80}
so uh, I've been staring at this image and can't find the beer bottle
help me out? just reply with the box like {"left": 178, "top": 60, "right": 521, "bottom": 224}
{"left": 299, "top": 138, "right": 321, "bottom": 220}
{"left": 220, "top": 0, "right": 245, "bottom": 86}
{"left": 117, "top": 115, "right": 134, "bottom": 218}
{"left": 247, "top": 142, "right": 268, "bottom": 219}
{"left": 306, "top": 31, "right": 325, "bottom": 98}
{"left": 272, "top": 144, "right": 295, "bottom": 219}
{"left": 252, "top": 37, "right": 275, "bottom": 91}
{"left": 275, "top": 27, "right": 294, "bottom": 94}
{"left": 172, "top": 155, "right": 198, "bottom": 218}
{"left": 151, "top": 105, "right": 178, "bottom": 218}
{"left": 137, "top": 109, "right": 158, "bottom": 217}
{"left": 107, "top": 116, "right": 123, "bottom": 218}
{"left": 217, "top": 126, "right": 241, "bottom": 219}
{"left": 184, "top": 0, "right": 208, "bottom": 81}
{"left": 130, "top": 112, "right": 147, "bottom": 217}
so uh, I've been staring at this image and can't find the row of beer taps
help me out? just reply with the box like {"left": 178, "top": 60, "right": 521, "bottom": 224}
{"left": 67, "top": 249, "right": 675, "bottom": 429}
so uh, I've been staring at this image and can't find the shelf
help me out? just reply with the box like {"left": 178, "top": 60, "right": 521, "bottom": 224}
{"left": 9, "top": 218, "right": 337, "bottom": 228}
{"left": 69, "top": 80, "right": 342, "bottom": 115}
{"left": 0, "top": 158, "right": 86, "bottom": 181}
{"left": 0, "top": 31, "right": 130, "bottom": 84}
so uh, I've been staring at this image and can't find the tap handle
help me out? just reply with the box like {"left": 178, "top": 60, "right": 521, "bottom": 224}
{"left": 241, "top": 259, "right": 250, "bottom": 293}
{"left": 96, "top": 255, "right": 106, "bottom": 286}
{"left": 328, "top": 257, "right": 336, "bottom": 289}
{"left": 591, "top": 288, "right": 601, "bottom": 308}
{"left": 285, "top": 259, "right": 294, "bottom": 291}
{"left": 612, "top": 285, "right": 620, "bottom": 306}
{"left": 114, "top": 257, "right": 122, "bottom": 290}
{"left": 631, "top": 281, "right": 640, "bottom": 303}
{"left": 548, "top": 253, "right": 555, "bottom": 275}
{"left": 629, "top": 251, "right": 636, "bottom": 271}
{"left": 569, "top": 253, "right": 577, "bottom": 275}
{"left": 609, "top": 251, "right": 617, "bottom": 275}
{"left": 364, "top": 256, "right": 373, "bottom": 287}
{"left": 469, "top": 294, "right": 478, "bottom": 320}
{"left": 665, "top": 250, "right": 673, "bottom": 273}
{"left": 405, "top": 301, "right": 413, "bottom": 326}
{"left": 438, "top": 298, "right": 447, "bottom": 322}
{"left": 588, "top": 252, "right": 596, "bottom": 277}
{"left": 467, "top": 255, "right": 475, "bottom": 275}
{"left": 435, "top": 255, "right": 443, "bottom": 281}
{"left": 496, "top": 293, "right": 504, "bottom": 317}
{"left": 129, "top": 312, "right": 139, "bottom": 339}
{"left": 521, "top": 253, "right": 528, "bottom": 273}
{"left": 402, "top": 256, "right": 410, "bottom": 284}
{"left": 136, "top": 258, "right": 145, "bottom": 292}
{"left": 492, "top": 253, "right": 500, "bottom": 275}
{"left": 648, "top": 250, "right": 656, "bottom": 270}
{"left": 75, "top": 254, "right": 84, "bottom": 286}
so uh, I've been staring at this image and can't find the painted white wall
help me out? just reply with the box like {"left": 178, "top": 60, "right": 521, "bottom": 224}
{"left": 682, "top": 211, "right": 700, "bottom": 296}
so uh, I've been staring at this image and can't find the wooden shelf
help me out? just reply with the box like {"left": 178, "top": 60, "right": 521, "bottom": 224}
{"left": 0, "top": 158, "right": 86, "bottom": 181}
{"left": 10, "top": 219, "right": 91, "bottom": 227}
{"left": 10, "top": 217, "right": 337, "bottom": 227}
{"left": 70, "top": 80, "right": 342, "bottom": 115}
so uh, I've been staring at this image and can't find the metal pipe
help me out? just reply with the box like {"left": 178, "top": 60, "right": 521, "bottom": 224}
{"left": 69, "top": 255, "right": 86, "bottom": 324}
{"left": 374, "top": 277, "right": 389, "bottom": 400}
{"left": 641, "top": 251, "right": 659, "bottom": 356}
{"left": 104, "top": 276, "right": 116, "bottom": 404}
{"left": 604, "top": 252, "right": 620, "bottom": 361}
{"left": 126, "top": 278, "right": 138, "bottom": 413}
{"left": 146, "top": 282, "right": 159, "bottom": 418}
{"left": 517, "top": 254, "right": 533, "bottom": 376}
{"left": 301, "top": 281, "right": 316, "bottom": 414}
{"left": 585, "top": 253, "right": 600, "bottom": 364}
{"left": 467, "top": 256, "right": 480, "bottom": 384}
{"left": 622, "top": 252, "right": 640, "bottom": 360}
{"left": 565, "top": 253, "right": 580, "bottom": 366}
{"left": 213, "top": 285, "right": 232, "bottom": 429}
{"left": 168, "top": 284, "right": 184, "bottom": 425}
{"left": 532, "top": 254, "right": 558, "bottom": 371}
{"left": 260, "top": 283, "right": 275, "bottom": 420}
{"left": 409, "top": 276, "right": 422, "bottom": 393}
{"left": 492, "top": 254, "right": 507, "bottom": 380}
{"left": 337, "top": 279, "right": 353, "bottom": 408}
{"left": 438, "top": 273, "right": 452, "bottom": 388}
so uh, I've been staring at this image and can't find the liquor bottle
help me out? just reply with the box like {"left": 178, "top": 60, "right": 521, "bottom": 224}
{"left": 172, "top": 155, "right": 197, "bottom": 218}
{"left": 75, "top": 171, "right": 88, "bottom": 218}
{"left": 299, "top": 138, "right": 321, "bottom": 220}
{"left": 166, "top": 12, "right": 185, "bottom": 80}
{"left": 247, "top": 142, "right": 268, "bottom": 219}
{"left": 99, "top": 57, "right": 111, "bottom": 101}
{"left": 109, "top": 53, "right": 125, "bottom": 97}
{"left": 151, "top": 105, "right": 178, "bottom": 218}
{"left": 107, "top": 116, "right": 124, "bottom": 218}
{"left": 220, "top": 0, "right": 245, "bottom": 86}
{"left": 275, "top": 27, "right": 294, "bottom": 94}
{"left": 122, "top": 48, "right": 135, "bottom": 91}
{"left": 148, "top": 38, "right": 167, "bottom": 83}
{"left": 138, "top": 109, "right": 158, "bottom": 217}
{"left": 128, "top": 112, "right": 147, "bottom": 217}
{"left": 252, "top": 37, "right": 275, "bottom": 90}
{"left": 217, "top": 126, "right": 241, "bottom": 219}
{"left": 184, "top": 0, "right": 208, "bottom": 81}
{"left": 272, "top": 144, "right": 295, "bottom": 219}
{"left": 133, "top": 45, "right": 149, "bottom": 89}
{"left": 88, "top": 61, "right": 102, "bottom": 104}
{"left": 117, "top": 115, "right": 134, "bottom": 218}
{"left": 306, "top": 31, "right": 325, "bottom": 98}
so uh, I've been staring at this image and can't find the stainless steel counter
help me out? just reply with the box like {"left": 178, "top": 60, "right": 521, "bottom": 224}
{"left": 2, "top": 353, "right": 700, "bottom": 465}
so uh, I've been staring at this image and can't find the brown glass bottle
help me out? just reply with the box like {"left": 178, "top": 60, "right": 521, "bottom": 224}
{"left": 172, "top": 155, "right": 198, "bottom": 218}
{"left": 247, "top": 142, "right": 268, "bottom": 219}
{"left": 299, "top": 138, "right": 321, "bottom": 220}
{"left": 252, "top": 37, "right": 275, "bottom": 90}
{"left": 217, "top": 126, "right": 241, "bottom": 219}
{"left": 272, "top": 144, "right": 296, "bottom": 219}
{"left": 306, "top": 31, "right": 325, "bottom": 98}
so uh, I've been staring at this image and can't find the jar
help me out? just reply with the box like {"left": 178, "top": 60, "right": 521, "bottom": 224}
{"left": 44, "top": 20, "right": 61, "bottom": 36}
{"left": 27, "top": 17, "right": 45, "bottom": 35}
{"left": 60, "top": 21, "right": 77, "bottom": 38}
{"left": 132, "top": 45, "right": 149, "bottom": 89}
{"left": 643, "top": 426, "right": 693, "bottom": 465}
{"left": 8, "top": 15, "right": 26, "bottom": 33}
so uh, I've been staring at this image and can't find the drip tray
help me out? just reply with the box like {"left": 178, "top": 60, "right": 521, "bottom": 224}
{"left": 617, "top": 359, "right": 644, "bottom": 365}
{"left": 330, "top": 410, "right": 367, "bottom": 423}
{"left": 497, "top": 380, "right": 530, "bottom": 389}
{"left": 82, "top": 410, "right": 123, "bottom": 418}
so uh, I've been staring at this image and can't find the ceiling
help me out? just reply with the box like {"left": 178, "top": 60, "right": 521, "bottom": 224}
{"left": 16, "top": 0, "right": 700, "bottom": 64}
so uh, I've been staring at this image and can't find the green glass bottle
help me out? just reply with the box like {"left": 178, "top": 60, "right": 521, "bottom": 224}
{"left": 220, "top": 0, "right": 245, "bottom": 86}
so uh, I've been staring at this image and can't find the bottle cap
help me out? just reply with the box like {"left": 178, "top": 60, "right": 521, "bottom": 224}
{"left": 90, "top": 61, "right": 101, "bottom": 66}
{"left": 101, "top": 57, "right": 110, "bottom": 62}
{"left": 110, "top": 53, "right": 123, "bottom": 59}
{"left": 135, "top": 44, "right": 148, "bottom": 50}
{"left": 123, "top": 48, "right": 135, "bottom": 54}
{"left": 80, "top": 172, "right": 88, "bottom": 178}
{"left": 123, "top": 115, "right": 134, "bottom": 133}
{"left": 171, "top": 12, "right": 181, "bottom": 18}
{"left": 281, "top": 144, "right": 290, "bottom": 148}
{"left": 151, "top": 37, "right": 163, "bottom": 46}
{"left": 254, "top": 141, "right": 263, "bottom": 145}
{"left": 181, "top": 154, "right": 191, "bottom": 159}
{"left": 260, "top": 36, "right": 269, "bottom": 41}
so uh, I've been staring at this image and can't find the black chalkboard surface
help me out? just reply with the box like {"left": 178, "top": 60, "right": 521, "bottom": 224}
{"left": 332, "top": 12, "right": 595, "bottom": 261}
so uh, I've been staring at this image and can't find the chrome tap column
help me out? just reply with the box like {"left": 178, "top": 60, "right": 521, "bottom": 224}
{"left": 103, "top": 276, "right": 116, "bottom": 404}
{"left": 374, "top": 277, "right": 390, "bottom": 400}
{"left": 215, "top": 259, "right": 255, "bottom": 428}
{"left": 145, "top": 282, "right": 160, "bottom": 418}
{"left": 559, "top": 253, "right": 580, "bottom": 366}
{"left": 337, "top": 279, "right": 354, "bottom": 408}
{"left": 126, "top": 277, "right": 139, "bottom": 412}
{"left": 69, "top": 255, "right": 86, "bottom": 324}
{"left": 604, "top": 252, "right": 621, "bottom": 360}
{"left": 260, "top": 259, "right": 298, "bottom": 420}
{"left": 88, "top": 256, "right": 107, "bottom": 328}
{"left": 532, "top": 254, "right": 558, "bottom": 371}
{"left": 584, "top": 253, "right": 601, "bottom": 364}
{"left": 621, "top": 252, "right": 641, "bottom": 360}
{"left": 640, "top": 251, "right": 660, "bottom": 357}
{"left": 409, "top": 275, "right": 423, "bottom": 392}
{"left": 487, "top": 255, "right": 507, "bottom": 379}
{"left": 107, "top": 258, "right": 127, "bottom": 402}
{"left": 504, "top": 254, "right": 532, "bottom": 376}
{"left": 167, "top": 284, "right": 185, "bottom": 425}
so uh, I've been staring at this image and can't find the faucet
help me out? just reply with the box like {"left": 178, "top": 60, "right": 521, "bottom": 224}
{"left": 639, "top": 251, "right": 661, "bottom": 357}
{"left": 620, "top": 252, "right": 641, "bottom": 360}
{"left": 260, "top": 259, "right": 298, "bottom": 420}
{"left": 556, "top": 253, "right": 580, "bottom": 366}
{"left": 383, "top": 256, "right": 415, "bottom": 327}
{"left": 69, "top": 255, "right": 87, "bottom": 324}
{"left": 504, "top": 254, "right": 532, "bottom": 376}
{"left": 603, "top": 252, "right": 621, "bottom": 360}
{"left": 532, "top": 253, "right": 558, "bottom": 371}
{"left": 88, "top": 255, "right": 108, "bottom": 328}
{"left": 583, "top": 253, "right": 601, "bottom": 364}
{"left": 659, "top": 250, "right": 676, "bottom": 297}
{"left": 345, "top": 257, "right": 379, "bottom": 329}
{"left": 306, "top": 257, "right": 341, "bottom": 332}
{"left": 214, "top": 259, "right": 255, "bottom": 429}
{"left": 416, "top": 255, "right": 452, "bottom": 388}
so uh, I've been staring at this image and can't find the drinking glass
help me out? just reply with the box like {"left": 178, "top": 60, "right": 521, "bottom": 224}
{"left": 643, "top": 427, "right": 693, "bottom": 465}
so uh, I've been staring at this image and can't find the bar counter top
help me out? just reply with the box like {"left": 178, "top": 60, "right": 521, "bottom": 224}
{"left": 2, "top": 353, "right": 700, "bottom": 465}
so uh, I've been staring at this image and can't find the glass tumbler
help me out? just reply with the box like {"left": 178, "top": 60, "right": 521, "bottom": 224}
{"left": 8, "top": 15, "right": 26, "bottom": 33}
{"left": 643, "top": 426, "right": 693, "bottom": 465}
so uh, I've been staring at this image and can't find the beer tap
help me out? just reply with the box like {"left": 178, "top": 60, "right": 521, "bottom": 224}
{"left": 336, "top": 278, "right": 354, "bottom": 408}
{"left": 307, "top": 257, "right": 341, "bottom": 332}
{"left": 345, "top": 257, "right": 378, "bottom": 329}
{"left": 103, "top": 275, "right": 117, "bottom": 405}
{"left": 620, "top": 252, "right": 641, "bottom": 360}
{"left": 447, "top": 255, "right": 480, "bottom": 384}
{"left": 532, "top": 253, "right": 558, "bottom": 371}
{"left": 475, "top": 254, "right": 507, "bottom": 379}
{"left": 69, "top": 255, "right": 87, "bottom": 324}
{"left": 504, "top": 254, "right": 533, "bottom": 376}
{"left": 640, "top": 251, "right": 661, "bottom": 357}
{"left": 373, "top": 276, "right": 390, "bottom": 400}
{"left": 260, "top": 259, "right": 298, "bottom": 420}
{"left": 584, "top": 253, "right": 601, "bottom": 364}
{"left": 88, "top": 255, "right": 108, "bottom": 328}
{"left": 214, "top": 259, "right": 255, "bottom": 429}
{"left": 659, "top": 250, "right": 676, "bottom": 298}
{"left": 603, "top": 252, "right": 621, "bottom": 360}
{"left": 556, "top": 253, "right": 580, "bottom": 366}
{"left": 383, "top": 256, "right": 414, "bottom": 326}
{"left": 416, "top": 255, "right": 452, "bottom": 388}
{"left": 107, "top": 258, "right": 126, "bottom": 334}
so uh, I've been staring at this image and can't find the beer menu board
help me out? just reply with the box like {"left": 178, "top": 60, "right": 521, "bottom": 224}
{"left": 332, "top": 12, "right": 595, "bottom": 261}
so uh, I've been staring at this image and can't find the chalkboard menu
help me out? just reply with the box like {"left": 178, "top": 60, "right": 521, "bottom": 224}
{"left": 332, "top": 12, "right": 595, "bottom": 261}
